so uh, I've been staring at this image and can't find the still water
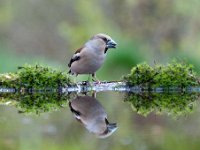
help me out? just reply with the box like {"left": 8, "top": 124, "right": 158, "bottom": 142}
{"left": 0, "top": 90, "right": 200, "bottom": 150}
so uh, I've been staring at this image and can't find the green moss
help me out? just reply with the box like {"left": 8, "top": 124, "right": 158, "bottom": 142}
{"left": 0, "top": 65, "right": 72, "bottom": 90}
{"left": 124, "top": 62, "right": 198, "bottom": 88}
{"left": 0, "top": 92, "right": 69, "bottom": 114}
{"left": 125, "top": 92, "right": 198, "bottom": 116}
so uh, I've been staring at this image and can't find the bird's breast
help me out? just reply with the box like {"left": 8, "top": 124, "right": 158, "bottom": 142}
{"left": 84, "top": 52, "right": 105, "bottom": 72}
{"left": 89, "top": 52, "right": 105, "bottom": 66}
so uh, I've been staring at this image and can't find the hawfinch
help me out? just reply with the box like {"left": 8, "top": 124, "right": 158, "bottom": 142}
{"left": 69, "top": 95, "right": 117, "bottom": 138}
{"left": 68, "top": 33, "right": 117, "bottom": 79}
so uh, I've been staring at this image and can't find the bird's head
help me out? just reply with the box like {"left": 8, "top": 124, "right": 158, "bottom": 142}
{"left": 88, "top": 33, "right": 117, "bottom": 53}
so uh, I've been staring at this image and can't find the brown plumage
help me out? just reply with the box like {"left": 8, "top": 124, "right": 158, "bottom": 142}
{"left": 68, "top": 33, "right": 117, "bottom": 77}
{"left": 69, "top": 95, "right": 117, "bottom": 138}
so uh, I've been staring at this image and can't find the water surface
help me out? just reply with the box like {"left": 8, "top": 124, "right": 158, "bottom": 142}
{"left": 0, "top": 89, "right": 200, "bottom": 150}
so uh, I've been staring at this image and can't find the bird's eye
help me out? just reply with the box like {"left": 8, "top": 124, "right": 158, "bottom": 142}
{"left": 102, "top": 37, "right": 107, "bottom": 42}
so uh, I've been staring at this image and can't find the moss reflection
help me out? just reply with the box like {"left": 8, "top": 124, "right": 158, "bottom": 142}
{"left": 0, "top": 92, "right": 69, "bottom": 114}
{"left": 125, "top": 92, "right": 199, "bottom": 116}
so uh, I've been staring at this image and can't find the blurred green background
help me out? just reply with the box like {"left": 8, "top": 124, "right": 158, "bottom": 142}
{"left": 1, "top": 0, "right": 200, "bottom": 150}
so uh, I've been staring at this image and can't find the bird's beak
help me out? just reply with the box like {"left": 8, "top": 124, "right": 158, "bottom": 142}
{"left": 107, "top": 123, "right": 118, "bottom": 132}
{"left": 106, "top": 39, "right": 117, "bottom": 49}
{"left": 97, "top": 122, "right": 118, "bottom": 138}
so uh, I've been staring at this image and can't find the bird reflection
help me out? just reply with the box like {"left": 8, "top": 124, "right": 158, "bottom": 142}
{"left": 69, "top": 94, "right": 117, "bottom": 138}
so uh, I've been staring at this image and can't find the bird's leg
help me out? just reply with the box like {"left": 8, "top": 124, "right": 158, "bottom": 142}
{"left": 87, "top": 74, "right": 92, "bottom": 81}
{"left": 92, "top": 91, "right": 96, "bottom": 98}
{"left": 92, "top": 73, "right": 100, "bottom": 84}
{"left": 92, "top": 73, "right": 97, "bottom": 81}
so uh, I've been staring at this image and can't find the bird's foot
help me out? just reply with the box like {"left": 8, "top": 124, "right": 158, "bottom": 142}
{"left": 92, "top": 79, "right": 101, "bottom": 84}
{"left": 91, "top": 73, "right": 101, "bottom": 84}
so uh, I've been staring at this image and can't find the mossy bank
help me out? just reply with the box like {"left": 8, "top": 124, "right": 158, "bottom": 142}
{"left": 124, "top": 62, "right": 199, "bottom": 89}
{"left": 0, "top": 65, "right": 72, "bottom": 90}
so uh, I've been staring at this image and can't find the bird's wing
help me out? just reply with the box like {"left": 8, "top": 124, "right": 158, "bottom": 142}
{"left": 69, "top": 102, "right": 81, "bottom": 119}
{"left": 68, "top": 47, "right": 83, "bottom": 67}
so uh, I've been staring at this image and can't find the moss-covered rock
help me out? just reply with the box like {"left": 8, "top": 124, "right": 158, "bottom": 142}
{"left": 124, "top": 62, "right": 199, "bottom": 88}
{"left": 0, "top": 65, "right": 72, "bottom": 90}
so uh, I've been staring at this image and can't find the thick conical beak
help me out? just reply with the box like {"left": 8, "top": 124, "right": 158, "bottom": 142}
{"left": 107, "top": 123, "right": 118, "bottom": 132}
{"left": 106, "top": 39, "right": 117, "bottom": 49}
{"left": 97, "top": 122, "right": 118, "bottom": 138}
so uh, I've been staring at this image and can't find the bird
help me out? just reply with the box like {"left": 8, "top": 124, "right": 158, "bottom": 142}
{"left": 69, "top": 95, "right": 117, "bottom": 138}
{"left": 68, "top": 33, "right": 117, "bottom": 81}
